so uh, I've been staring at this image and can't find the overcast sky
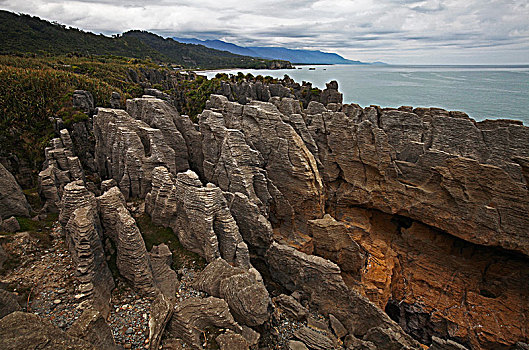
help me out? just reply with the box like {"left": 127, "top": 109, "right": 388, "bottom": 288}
{"left": 2, "top": 0, "right": 529, "bottom": 64}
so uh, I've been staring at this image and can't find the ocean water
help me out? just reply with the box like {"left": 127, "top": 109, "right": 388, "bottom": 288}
{"left": 199, "top": 65, "right": 529, "bottom": 124}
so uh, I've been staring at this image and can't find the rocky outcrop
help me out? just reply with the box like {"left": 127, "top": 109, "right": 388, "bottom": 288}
{"left": 0, "top": 311, "right": 96, "bottom": 350}
{"left": 39, "top": 129, "right": 85, "bottom": 212}
{"left": 272, "top": 294, "right": 308, "bottom": 321}
{"left": 265, "top": 242, "right": 421, "bottom": 349}
{"left": 126, "top": 96, "right": 190, "bottom": 173}
{"left": 72, "top": 90, "right": 95, "bottom": 116}
{"left": 1, "top": 217, "right": 20, "bottom": 233}
{"left": 97, "top": 186, "right": 155, "bottom": 295}
{"left": 308, "top": 214, "right": 366, "bottom": 277}
{"left": 294, "top": 326, "right": 337, "bottom": 350}
{"left": 148, "top": 244, "right": 179, "bottom": 350}
{"left": 205, "top": 95, "right": 324, "bottom": 238}
{"left": 149, "top": 243, "right": 178, "bottom": 299}
{"left": 146, "top": 167, "right": 250, "bottom": 267}
{"left": 216, "top": 330, "right": 249, "bottom": 350}
{"left": 305, "top": 103, "right": 529, "bottom": 256}
{"left": 165, "top": 297, "right": 241, "bottom": 349}
{"left": 93, "top": 108, "right": 177, "bottom": 199}
{"left": 62, "top": 186, "right": 114, "bottom": 315}
{"left": 0, "top": 162, "right": 30, "bottom": 218}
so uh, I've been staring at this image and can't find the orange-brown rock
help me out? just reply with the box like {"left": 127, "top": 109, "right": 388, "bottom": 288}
{"left": 329, "top": 206, "right": 529, "bottom": 349}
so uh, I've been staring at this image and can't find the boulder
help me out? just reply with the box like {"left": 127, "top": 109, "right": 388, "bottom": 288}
{"left": 0, "top": 163, "right": 30, "bottom": 219}
{"left": 109, "top": 92, "right": 121, "bottom": 109}
{"left": 194, "top": 259, "right": 271, "bottom": 327}
{"left": 66, "top": 307, "right": 117, "bottom": 350}
{"left": 0, "top": 289, "right": 21, "bottom": 318}
{"left": 308, "top": 214, "right": 365, "bottom": 276}
{"left": 219, "top": 271, "right": 271, "bottom": 327}
{"left": 289, "top": 340, "right": 309, "bottom": 350}
{"left": 165, "top": 297, "right": 241, "bottom": 348}
{"left": 428, "top": 336, "right": 469, "bottom": 350}
{"left": 329, "top": 314, "right": 348, "bottom": 339}
{"left": 72, "top": 90, "right": 95, "bottom": 115}
{"left": 1, "top": 217, "right": 20, "bottom": 233}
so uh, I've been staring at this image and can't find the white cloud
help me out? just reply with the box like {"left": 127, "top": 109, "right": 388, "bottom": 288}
{"left": 1, "top": 0, "right": 528, "bottom": 64}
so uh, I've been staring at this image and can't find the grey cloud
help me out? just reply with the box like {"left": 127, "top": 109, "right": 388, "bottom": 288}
{"left": 0, "top": 0, "right": 528, "bottom": 64}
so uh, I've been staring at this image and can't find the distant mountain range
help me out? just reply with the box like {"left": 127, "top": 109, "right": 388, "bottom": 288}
{"left": 174, "top": 38, "right": 376, "bottom": 65}
{"left": 0, "top": 10, "right": 290, "bottom": 69}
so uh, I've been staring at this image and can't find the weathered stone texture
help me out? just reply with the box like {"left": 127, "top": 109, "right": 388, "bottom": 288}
{"left": 0, "top": 163, "right": 30, "bottom": 219}
{"left": 146, "top": 167, "right": 249, "bottom": 267}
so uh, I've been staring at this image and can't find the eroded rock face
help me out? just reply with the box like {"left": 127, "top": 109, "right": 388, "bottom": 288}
{"left": 93, "top": 108, "right": 177, "bottom": 199}
{"left": 66, "top": 307, "right": 118, "bottom": 350}
{"left": 62, "top": 195, "right": 114, "bottom": 316}
{"left": 338, "top": 207, "right": 529, "bottom": 349}
{"left": 39, "top": 129, "right": 85, "bottom": 213}
{"left": 308, "top": 214, "right": 366, "bottom": 277}
{"left": 306, "top": 105, "right": 529, "bottom": 256}
{"left": 0, "top": 163, "right": 30, "bottom": 219}
{"left": 73, "top": 90, "right": 95, "bottom": 116}
{"left": 97, "top": 187, "right": 155, "bottom": 295}
{"left": 194, "top": 259, "right": 271, "bottom": 327}
{"left": 126, "top": 96, "right": 190, "bottom": 173}
{"left": 265, "top": 242, "right": 421, "bottom": 349}
{"left": 205, "top": 95, "right": 325, "bottom": 238}
{"left": 146, "top": 167, "right": 250, "bottom": 267}
{"left": 0, "top": 289, "right": 21, "bottom": 319}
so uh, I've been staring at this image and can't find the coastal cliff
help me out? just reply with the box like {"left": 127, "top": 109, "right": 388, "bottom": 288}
{"left": 1, "top": 77, "right": 528, "bottom": 350}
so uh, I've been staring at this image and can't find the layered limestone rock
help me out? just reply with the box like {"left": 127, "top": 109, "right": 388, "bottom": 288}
{"left": 97, "top": 187, "right": 155, "bottom": 295}
{"left": 308, "top": 214, "right": 366, "bottom": 277}
{"left": 204, "top": 95, "right": 325, "bottom": 237}
{"left": 165, "top": 297, "right": 241, "bottom": 348}
{"left": 304, "top": 103, "right": 529, "bottom": 256}
{"left": 194, "top": 259, "right": 271, "bottom": 327}
{"left": 265, "top": 242, "right": 421, "bottom": 349}
{"left": 146, "top": 166, "right": 250, "bottom": 267}
{"left": 126, "top": 96, "right": 190, "bottom": 173}
{"left": 93, "top": 108, "right": 177, "bottom": 199}
{"left": 59, "top": 180, "right": 96, "bottom": 226}
{"left": 336, "top": 207, "right": 529, "bottom": 349}
{"left": 39, "top": 129, "right": 85, "bottom": 212}
{"left": 61, "top": 184, "right": 114, "bottom": 315}
{"left": 66, "top": 307, "right": 118, "bottom": 350}
{"left": 0, "top": 163, "right": 30, "bottom": 219}
{"left": 0, "top": 312, "right": 96, "bottom": 350}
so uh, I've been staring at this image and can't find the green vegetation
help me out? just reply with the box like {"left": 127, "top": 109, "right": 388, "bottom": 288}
{"left": 15, "top": 213, "right": 58, "bottom": 238}
{"left": 136, "top": 214, "right": 205, "bottom": 270}
{"left": 0, "top": 54, "right": 163, "bottom": 184}
{"left": 0, "top": 10, "right": 290, "bottom": 70}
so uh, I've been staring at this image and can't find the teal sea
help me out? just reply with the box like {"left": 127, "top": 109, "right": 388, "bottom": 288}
{"left": 200, "top": 65, "right": 529, "bottom": 125}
